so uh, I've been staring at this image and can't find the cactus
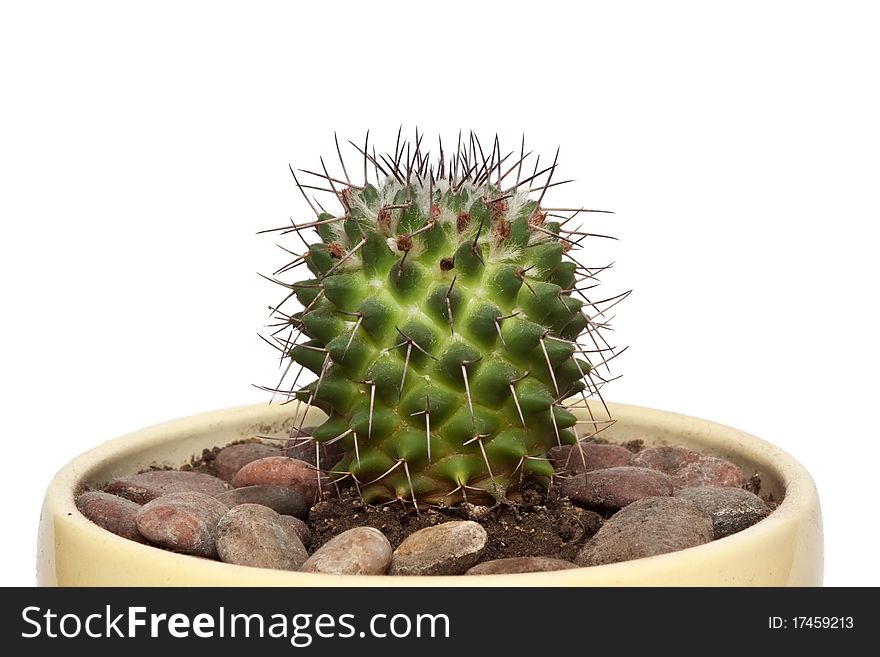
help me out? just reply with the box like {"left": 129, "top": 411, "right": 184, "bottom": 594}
{"left": 261, "top": 131, "right": 624, "bottom": 506}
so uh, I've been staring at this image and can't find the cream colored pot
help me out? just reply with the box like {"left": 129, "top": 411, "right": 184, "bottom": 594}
{"left": 38, "top": 402, "right": 823, "bottom": 586}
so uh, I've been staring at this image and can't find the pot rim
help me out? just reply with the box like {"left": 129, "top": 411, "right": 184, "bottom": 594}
{"left": 40, "top": 401, "right": 822, "bottom": 586}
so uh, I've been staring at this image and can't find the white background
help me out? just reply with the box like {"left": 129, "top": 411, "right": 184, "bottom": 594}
{"left": 2, "top": 1, "right": 877, "bottom": 587}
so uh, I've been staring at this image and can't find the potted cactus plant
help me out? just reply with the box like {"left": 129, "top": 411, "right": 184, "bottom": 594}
{"left": 37, "top": 131, "right": 823, "bottom": 586}
{"left": 263, "top": 130, "right": 619, "bottom": 508}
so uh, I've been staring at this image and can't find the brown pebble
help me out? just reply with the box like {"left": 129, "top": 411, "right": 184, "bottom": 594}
{"left": 232, "top": 456, "right": 320, "bottom": 503}
{"left": 105, "top": 470, "right": 229, "bottom": 504}
{"left": 389, "top": 521, "right": 487, "bottom": 576}
{"left": 560, "top": 466, "right": 673, "bottom": 511}
{"left": 549, "top": 442, "right": 633, "bottom": 474}
{"left": 672, "top": 456, "right": 745, "bottom": 489}
{"left": 302, "top": 527, "right": 392, "bottom": 575}
{"left": 631, "top": 446, "right": 702, "bottom": 474}
{"left": 215, "top": 504, "right": 308, "bottom": 570}
{"left": 279, "top": 515, "right": 311, "bottom": 548}
{"left": 216, "top": 485, "right": 308, "bottom": 519}
{"left": 75, "top": 491, "right": 146, "bottom": 543}
{"left": 576, "top": 496, "right": 713, "bottom": 566}
{"left": 214, "top": 442, "right": 281, "bottom": 481}
{"left": 466, "top": 557, "right": 577, "bottom": 575}
{"left": 136, "top": 491, "right": 229, "bottom": 557}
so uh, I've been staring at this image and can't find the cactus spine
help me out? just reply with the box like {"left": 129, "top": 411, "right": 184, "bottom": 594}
{"left": 262, "top": 132, "right": 623, "bottom": 506}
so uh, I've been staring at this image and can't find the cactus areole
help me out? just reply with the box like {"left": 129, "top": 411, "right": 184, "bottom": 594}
{"left": 262, "top": 133, "right": 623, "bottom": 507}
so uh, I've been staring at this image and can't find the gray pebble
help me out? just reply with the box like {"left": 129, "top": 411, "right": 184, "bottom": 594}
{"left": 283, "top": 428, "right": 346, "bottom": 468}
{"left": 675, "top": 486, "right": 770, "bottom": 538}
{"left": 389, "top": 521, "right": 487, "bottom": 576}
{"left": 75, "top": 491, "right": 146, "bottom": 543}
{"left": 302, "top": 527, "right": 392, "bottom": 575}
{"left": 105, "top": 470, "right": 229, "bottom": 504}
{"left": 136, "top": 491, "right": 229, "bottom": 557}
{"left": 216, "top": 485, "right": 308, "bottom": 519}
{"left": 576, "top": 496, "right": 713, "bottom": 567}
{"left": 560, "top": 466, "right": 673, "bottom": 511}
{"left": 216, "top": 504, "right": 308, "bottom": 570}
{"left": 279, "top": 515, "right": 311, "bottom": 548}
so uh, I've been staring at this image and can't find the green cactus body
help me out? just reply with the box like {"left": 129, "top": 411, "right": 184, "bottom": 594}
{"left": 267, "top": 134, "right": 617, "bottom": 506}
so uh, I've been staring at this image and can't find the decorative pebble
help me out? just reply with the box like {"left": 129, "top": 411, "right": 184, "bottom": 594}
{"left": 136, "top": 491, "right": 229, "bottom": 557}
{"left": 576, "top": 496, "right": 713, "bottom": 566}
{"left": 75, "top": 491, "right": 146, "bottom": 543}
{"left": 214, "top": 442, "right": 281, "bottom": 481}
{"left": 675, "top": 486, "right": 770, "bottom": 538}
{"left": 549, "top": 442, "right": 633, "bottom": 474}
{"left": 231, "top": 456, "right": 320, "bottom": 503}
{"left": 283, "top": 428, "right": 346, "bottom": 468}
{"left": 389, "top": 521, "right": 487, "bottom": 576}
{"left": 279, "top": 515, "right": 311, "bottom": 548}
{"left": 301, "top": 527, "right": 392, "bottom": 575}
{"left": 215, "top": 504, "right": 308, "bottom": 570}
{"left": 672, "top": 456, "right": 746, "bottom": 489}
{"left": 216, "top": 485, "right": 308, "bottom": 519}
{"left": 465, "top": 557, "right": 577, "bottom": 575}
{"left": 631, "top": 446, "right": 702, "bottom": 474}
{"left": 560, "top": 466, "right": 673, "bottom": 511}
{"left": 105, "top": 470, "right": 229, "bottom": 504}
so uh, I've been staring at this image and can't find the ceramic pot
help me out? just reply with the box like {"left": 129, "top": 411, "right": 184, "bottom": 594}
{"left": 38, "top": 402, "right": 822, "bottom": 585}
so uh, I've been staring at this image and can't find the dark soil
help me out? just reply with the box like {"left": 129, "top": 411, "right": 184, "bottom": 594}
{"left": 307, "top": 478, "right": 603, "bottom": 562}
{"left": 178, "top": 445, "right": 225, "bottom": 477}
